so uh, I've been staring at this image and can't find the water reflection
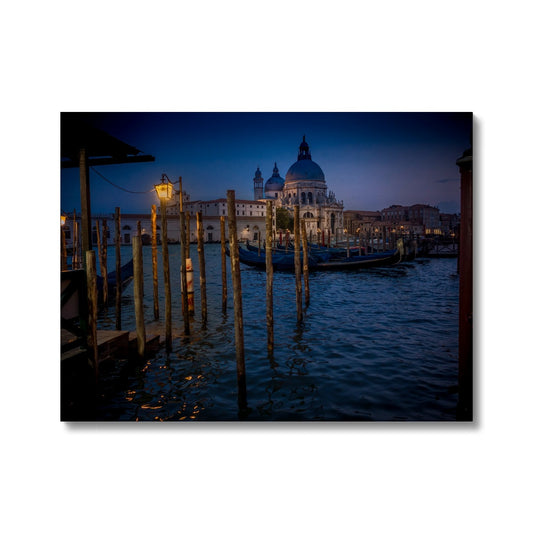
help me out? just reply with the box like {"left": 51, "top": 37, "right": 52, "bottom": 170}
{"left": 88, "top": 247, "right": 459, "bottom": 421}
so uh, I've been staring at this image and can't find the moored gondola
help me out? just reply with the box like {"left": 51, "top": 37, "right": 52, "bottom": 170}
{"left": 233, "top": 245, "right": 401, "bottom": 271}
{"left": 96, "top": 258, "right": 134, "bottom": 304}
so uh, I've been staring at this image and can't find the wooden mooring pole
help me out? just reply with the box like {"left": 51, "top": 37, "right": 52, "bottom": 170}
{"left": 133, "top": 235, "right": 146, "bottom": 357}
{"left": 220, "top": 216, "right": 227, "bottom": 314}
{"left": 61, "top": 224, "right": 67, "bottom": 271}
{"left": 102, "top": 219, "right": 108, "bottom": 305}
{"left": 227, "top": 190, "right": 247, "bottom": 411}
{"left": 186, "top": 211, "right": 191, "bottom": 259}
{"left": 197, "top": 212, "right": 207, "bottom": 327}
{"left": 294, "top": 205, "right": 303, "bottom": 322}
{"left": 114, "top": 207, "right": 122, "bottom": 330}
{"left": 179, "top": 178, "right": 190, "bottom": 335}
{"left": 96, "top": 221, "right": 108, "bottom": 307}
{"left": 301, "top": 218, "right": 310, "bottom": 307}
{"left": 161, "top": 198, "right": 172, "bottom": 351}
{"left": 151, "top": 204, "right": 159, "bottom": 320}
{"left": 72, "top": 209, "right": 78, "bottom": 269}
{"left": 86, "top": 250, "right": 98, "bottom": 379}
{"left": 266, "top": 200, "right": 274, "bottom": 353}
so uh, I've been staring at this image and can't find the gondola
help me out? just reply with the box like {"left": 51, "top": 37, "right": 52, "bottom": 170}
{"left": 96, "top": 258, "right": 134, "bottom": 304}
{"left": 233, "top": 246, "right": 401, "bottom": 271}
{"left": 245, "top": 243, "right": 331, "bottom": 263}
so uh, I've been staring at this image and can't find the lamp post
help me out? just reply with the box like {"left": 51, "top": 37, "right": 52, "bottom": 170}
{"left": 155, "top": 174, "right": 174, "bottom": 351}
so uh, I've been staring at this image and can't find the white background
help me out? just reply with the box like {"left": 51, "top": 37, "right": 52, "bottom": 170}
{"left": 1, "top": 1, "right": 531, "bottom": 532}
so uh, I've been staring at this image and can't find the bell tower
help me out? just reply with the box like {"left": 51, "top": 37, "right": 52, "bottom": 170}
{"left": 253, "top": 166, "right": 264, "bottom": 200}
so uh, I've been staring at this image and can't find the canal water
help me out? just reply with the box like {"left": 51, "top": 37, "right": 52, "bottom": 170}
{"left": 89, "top": 244, "right": 459, "bottom": 421}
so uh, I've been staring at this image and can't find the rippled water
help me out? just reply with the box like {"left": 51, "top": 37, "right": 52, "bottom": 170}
{"left": 89, "top": 244, "right": 459, "bottom": 421}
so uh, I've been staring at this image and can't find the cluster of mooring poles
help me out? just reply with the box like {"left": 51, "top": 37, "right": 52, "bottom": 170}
{"left": 76, "top": 178, "right": 315, "bottom": 413}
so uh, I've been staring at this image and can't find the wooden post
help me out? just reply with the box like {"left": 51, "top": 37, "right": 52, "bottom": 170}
{"left": 179, "top": 178, "right": 190, "bottom": 335}
{"left": 301, "top": 218, "right": 310, "bottom": 307}
{"left": 220, "top": 216, "right": 227, "bottom": 314}
{"left": 61, "top": 225, "right": 67, "bottom": 271}
{"left": 186, "top": 211, "right": 191, "bottom": 259}
{"left": 346, "top": 232, "right": 350, "bottom": 257}
{"left": 456, "top": 145, "right": 473, "bottom": 421}
{"left": 197, "top": 212, "right": 207, "bottom": 327}
{"left": 161, "top": 198, "right": 172, "bottom": 351}
{"left": 227, "top": 190, "right": 247, "bottom": 411}
{"left": 258, "top": 230, "right": 261, "bottom": 256}
{"left": 86, "top": 250, "right": 98, "bottom": 380}
{"left": 266, "top": 201, "right": 274, "bottom": 353}
{"left": 95, "top": 221, "right": 103, "bottom": 305}
{"left": 114, "top": 207, "right": 122, "bottom": 331}
{"left": 102, "top": 219, "right": 108, "bottom": 305}
{"left": 79, "top": 148, "right": 92, "bottom": 269}
{"left": 72, "top": 209, "right": 78, "bottom": 269}
{"left": 151, "top": 205, "right": 159, "bottom": 320}
{"left": 294, "top": 205, "right": 302, "bottom": 323}
{"left": 133, "top": 235, "right": 146, "bottom": 357}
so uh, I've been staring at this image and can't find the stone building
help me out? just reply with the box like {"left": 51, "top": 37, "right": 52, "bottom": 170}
{"left": 257, "top": 137, "right": 344, "bottom": 239}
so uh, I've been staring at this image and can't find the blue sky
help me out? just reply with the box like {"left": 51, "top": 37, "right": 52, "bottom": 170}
{"left": 61, "top": 112, "right": 471, "bottom": 215}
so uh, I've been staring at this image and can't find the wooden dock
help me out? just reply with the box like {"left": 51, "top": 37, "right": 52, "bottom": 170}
{"left": 61, "top": 328, "right": 160, "bottom": 364}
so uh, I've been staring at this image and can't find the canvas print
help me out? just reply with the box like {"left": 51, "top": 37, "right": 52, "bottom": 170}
{"left": 60, "top": 112, "right": 473, "bottom": 421}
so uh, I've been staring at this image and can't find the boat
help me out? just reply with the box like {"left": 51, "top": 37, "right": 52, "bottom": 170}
{"left": 313, "top": 250, "right": 402, "bottom": 270}
{"left": 245, "top": 242, "right": 331, "bottom": 263}
{"left": 96, "top": 258, "right": 134, "bottom": 304}
{"left": 233, "top": 246, "right": 401, "bottom": 271}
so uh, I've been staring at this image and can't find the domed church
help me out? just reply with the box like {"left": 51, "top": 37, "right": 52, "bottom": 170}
{"left": 254, "top": 137, "right": 344, "bottom": 238}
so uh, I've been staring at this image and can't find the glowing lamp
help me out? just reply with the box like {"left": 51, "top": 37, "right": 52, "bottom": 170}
{"left": 155, "top": 175, "right": 174, "bottom": 200}
{"left": 60, "top": 215, "right": 66, "bottom": 226}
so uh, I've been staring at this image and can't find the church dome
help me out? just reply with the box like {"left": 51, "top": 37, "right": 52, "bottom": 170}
{"left": 285, "top": 136, "right": 325, "bottom": 183}
{"left": 285, "top": 159, "right": 325, "bottom": 183}
{"left": 264, "top": 162, "right": 285, "bottom": 191}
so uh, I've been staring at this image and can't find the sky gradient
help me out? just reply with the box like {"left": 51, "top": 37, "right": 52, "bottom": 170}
{"left": 61, "top": 112, "right": 472, "bottom": 215}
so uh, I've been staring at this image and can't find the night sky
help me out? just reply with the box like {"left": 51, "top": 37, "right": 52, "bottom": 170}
{"left": 61, "top": 112, "right": 472, "bottom": 215}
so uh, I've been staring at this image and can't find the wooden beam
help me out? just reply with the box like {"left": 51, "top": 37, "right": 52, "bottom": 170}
{"left": 61, "top": 154, "right": 155, "bottom": 169}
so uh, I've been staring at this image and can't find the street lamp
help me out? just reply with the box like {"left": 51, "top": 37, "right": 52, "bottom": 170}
{"left": 154, "top": 174, "right": 174, "bottom": 201}
{"left": 154, "top": 174, "right": 174, "bottom": 351}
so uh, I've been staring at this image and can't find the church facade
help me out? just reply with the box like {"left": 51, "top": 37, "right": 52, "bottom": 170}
{"left": 255, "top": 137, "right": 344, "bottom": 239}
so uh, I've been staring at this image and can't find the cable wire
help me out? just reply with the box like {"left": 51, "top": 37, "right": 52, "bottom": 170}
{"left": 91, "top": 167, "right": 155, "bottom": 194}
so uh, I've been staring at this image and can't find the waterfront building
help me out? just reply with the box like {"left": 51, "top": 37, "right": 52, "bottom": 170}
{"left": 343, "top": 210, "right": 382, "bottom": 231}
{"left": 62, "top": 199, "right": 268, "bottom": 248}
{"left": 257, "top": 137, "right": 344, "bottom": 239}
{"left": 381, "top": 203, "right": 442, "bottom": 235}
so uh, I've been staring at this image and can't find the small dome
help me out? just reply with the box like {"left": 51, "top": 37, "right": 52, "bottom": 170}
{"left": 265, "top": 162, "right": 285, "bottom": 191}
{"left": 254, "top": 166, "right": 262, "bottom": 179}
{"left": 265, "top": 176, "right": 285, "bottom": 191}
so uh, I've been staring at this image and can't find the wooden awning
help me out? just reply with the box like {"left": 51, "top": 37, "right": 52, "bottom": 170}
{"left": 61, "top": 114, "right": 155, "bottom": 168}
